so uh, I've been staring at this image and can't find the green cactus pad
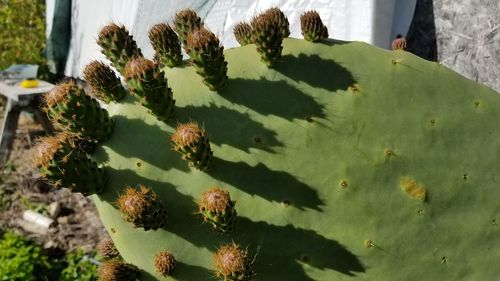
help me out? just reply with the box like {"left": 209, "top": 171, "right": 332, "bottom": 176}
{"left": 91, "top": 38, "right": 500, "bottom": 280}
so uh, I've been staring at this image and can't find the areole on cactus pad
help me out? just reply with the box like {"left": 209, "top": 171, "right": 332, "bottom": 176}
{"left": 37, "top": 7, "right": 500, "bottom": 281}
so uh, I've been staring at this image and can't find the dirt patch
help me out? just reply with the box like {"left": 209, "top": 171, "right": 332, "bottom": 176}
{"left": 0, "top": 110, "right": 108, "bottom": 253}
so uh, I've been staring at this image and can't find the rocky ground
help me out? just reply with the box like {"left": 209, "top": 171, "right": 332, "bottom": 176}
{"left": 0, "top": 0, "right": 498, "bottom": 263}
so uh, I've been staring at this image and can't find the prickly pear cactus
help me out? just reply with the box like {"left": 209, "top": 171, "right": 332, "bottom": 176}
{"left": 40, "top": 8, "right": 500, "bottom": 281}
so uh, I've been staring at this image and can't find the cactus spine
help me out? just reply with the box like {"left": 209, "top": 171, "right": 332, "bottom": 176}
{"left": 186, "top": 28, "right": 228, "bottom": 92}
{"left": 124, "top": 57, "right": 175, "bottom": 120}
{"left": 97, "top": 23, "right": 142, "bottom": 74}
{"left": 83, "top": 60, "right": 126, "bottom": 103}
{"left": 148, "top": 23, "right": 183, "bottom": 68}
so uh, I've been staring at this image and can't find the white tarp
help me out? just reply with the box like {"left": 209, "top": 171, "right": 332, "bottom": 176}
{"left": 58, "top": 0, "right": 416, "bottom": 77}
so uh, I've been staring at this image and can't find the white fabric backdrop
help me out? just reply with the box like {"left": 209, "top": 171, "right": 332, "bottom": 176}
{"left": 53, "top": 0, "right": 416, "bottom": 77}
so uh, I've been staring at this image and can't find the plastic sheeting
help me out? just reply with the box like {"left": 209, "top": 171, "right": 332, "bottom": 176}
{"left": 55, "top": 0, "right": 416, "bottom": 77}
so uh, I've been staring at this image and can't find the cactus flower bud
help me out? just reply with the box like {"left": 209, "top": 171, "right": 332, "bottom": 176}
{"left": 198, "top": 188, "right": 237, "bottom": 233}
{"left": 98, "top": 260, "right": 139, "bottom": 281}
{"left": 124, "top": 57, "right": 175, "bottom": 120}
{"left": 300, "top": 10, "right": 329, "bottom": 42}
{"left": 154, "top": 251, "right": 176, "bottom": 277}
{"left": 97, "top": 23, "right": 142, "bottom": 75}
{"left": 116, "top": 185, "right": 167, "bottom": 230}
{"left": 186, "top": 28, "right": 228, "bottom": 92}
{"left": 148, "top": 23, "right": 183, "bottom": 68}
{"left": 171, "top": 122, "right": 214, "bottom": 171}
{"left": 233, "top": 22, "right": 253, "bottom": 46}
{"left": 214, "top": 243, "right": 254, "bottom": 281}
{"left": 83, "top": 60, "right": 126, "bottom": 103}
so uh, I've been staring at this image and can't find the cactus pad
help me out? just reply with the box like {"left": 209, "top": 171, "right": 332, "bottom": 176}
{"left": 76, "top": 16, "right": 500, "bottom": 281}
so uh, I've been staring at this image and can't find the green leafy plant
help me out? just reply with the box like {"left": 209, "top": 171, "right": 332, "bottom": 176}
{"left": 0, "top": 231, "right": 57, "bottom": 281}
{"left": 0, "top": 0, "right": 46, "bottom": 71}
{"left": 36, "top": 7, "right": 500, "bottom": 281}
{"left": 59, "top": 250, "right": 98, "bottom": 281}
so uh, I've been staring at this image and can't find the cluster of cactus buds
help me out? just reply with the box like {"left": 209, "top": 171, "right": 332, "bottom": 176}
{"left": 300, "top": 10, "right": 329, "bottom": 42}
{"left": 44, "top": 80, "right": 114, "bottom": 141}
{"left": 198, "top": 188, "right": 237, "bottom": 233}
{"left": 116, "top": 185, "right": 167, "bottom": 230}
{"left": 34, "top": 133, "right": 106, "bottom": 195}
{"left": 83, "top": 60, "right": 126, "bottom": 103}
{"left": 124, "top": 57, "right": 176, "bottom": 120}
{"left": 97, "top": 23, "right": 142, "bottom": 74}
{"left": 214, "top": 243, "right": 254, "bottom": 281}
{"left": 148, "top": 23, "right": 183, "bottom": 68}
{"left": 171, "top": 122, "right": 214, "bottom": 171}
